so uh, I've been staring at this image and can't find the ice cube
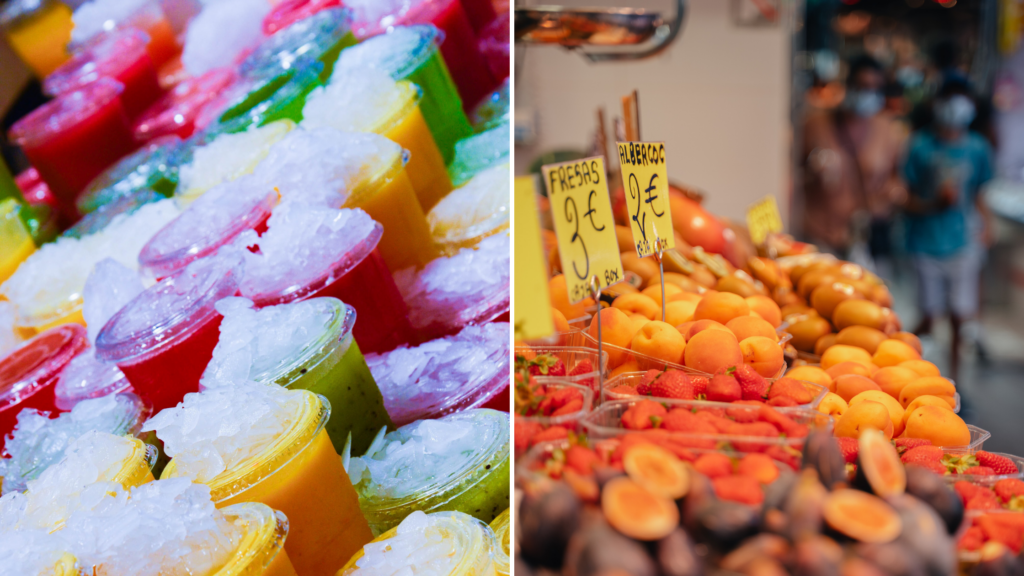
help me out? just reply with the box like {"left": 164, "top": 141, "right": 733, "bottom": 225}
{"left": 346, "top": 0, "right": 416, "bottom": 38}
{"left": 332, "top": 25, "right": 433, "bottom": 81}
{"left": 181, "top": 0, "right": 270, "bottom": 76}
{"left": 301, "top": 66, "right": 406, "bottom": 133}
{"left": 428, "top": 163, "right": 509, "bottom": 247}
{"left": 351, "top": 511, "right": 475, "bottom": 576}
{"left": 177, "top": 121, "right": 293, "bottom": 201}
{"left": 71, "top": 0, "right": 149, "bottom": 44}
{"left": 0, "top": 527, "right": 75, "bottom": 576}
{"left": 0, "top": 301, "right": 20, "bottom": 358}
{"left": 83, "top": 259, "right": 145, "bottom": 343}
{"left": 53, "top": 351, "right": 132, "bottom": 411}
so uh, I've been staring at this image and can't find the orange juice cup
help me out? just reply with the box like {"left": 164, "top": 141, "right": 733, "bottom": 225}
{"left": 0, "top": 0, "right": 73, "bottom": 77}
{"left": 0, "top": 198, "right": 35, "bottom": 285}
{"left": 215, "top": 502, "right": 298, "bottom": 576}
{"left": 162, "top": 392, "right": 373, "bottom": 576}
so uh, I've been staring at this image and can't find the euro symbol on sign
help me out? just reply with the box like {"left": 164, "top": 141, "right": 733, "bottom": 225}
{"left": 645, "top": 173, "right": 664, "bottom": 217}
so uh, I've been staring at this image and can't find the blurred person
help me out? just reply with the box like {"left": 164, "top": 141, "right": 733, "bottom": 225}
{"left": 801, "top": 55, "right": 907, "bottom": 268}
{"left": 902, "top": 77, "right": 994, "bottom": 376}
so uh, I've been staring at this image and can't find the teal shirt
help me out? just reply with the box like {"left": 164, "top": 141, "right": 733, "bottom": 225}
{"left": 902, "top": 130, "right": 993, "bottom": 258}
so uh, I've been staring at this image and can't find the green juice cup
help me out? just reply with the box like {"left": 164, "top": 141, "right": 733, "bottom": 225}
{"left": 239, "top": 7, "right": 358, "bottom": 84}
{"left": 206, "top": 60, "right": 323, "bottom": 136}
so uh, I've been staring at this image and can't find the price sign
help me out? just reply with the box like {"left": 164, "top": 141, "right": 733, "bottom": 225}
{"left": 513, "top": 175, "right": 554, "bottom": 341}
{"left": 543, "top": 156, "right": 624, "bottom": 304}
{"left": 746, "top": 196, "right": 784, "bottom": 245}
{"left": 617, "top": 141, "right": 675, "bottom": 257}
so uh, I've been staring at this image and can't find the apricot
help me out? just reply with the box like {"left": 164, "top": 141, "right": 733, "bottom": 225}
{"left": 849, "top": 391, "right": 906, "bottom": 436}
{"left": 663, "top": 273, "right": 704, "bottom": 295}
{"left": 716, "top": 274, "right": 760, "bottom": 298}
{"left": 693, "top": 292, "right": 750, "bottom": 326}
{"left": 890, "top": 332, "right": 923, "bottom": 355}
{"left": 602, "top": 476, "right": 679, "bottom": 541}
{"left": 685, "top": 319, "right": 735, "bottom": 342}
{"left": 811, "top": 282, "right": 863, "bottom": 320}
{"left": 817, "top": 392, "right": 848, "bottom": 419}
{"left": 668, "top": 290, "right": 702, "bottom": 304}
{"left": 612, "top": 293, "right": 661, "bottom": 321}
{"left": 515, "top": 341, "right": 535, "bottom": 361}
{"left": 642, "top": 283, "right": 683, "bottom": 306}
{"left": 726, "top": 316, "right": 778, "bottom": 342}
{"left": 615, "top": 225, "right": 636, "bottom": 253}
{"left": 781, "top": 303, "right": 814, "bottom": 320}
{"left": 786, "top": 366, "right": 833, "bottom": 390}
{"left": 898, "top": 377, "right": 956, "bottom": 409}
{"left": 872, "top": 366, "right": 920, "bottom": 399}
{"left": 835, "top": 326, "right": 888, "bottom": 355}
{"left": 823, "top": 489, "right": 902, "bottom": 544}
{"left": 629, "top": 314, "right": 651, "bottom": 334}
{"left": 835, "top": 400, "right": 894, "bottom": 440}
{"left": 664, "top": 300, "right": 697, "bottom": 327}
{"left": 903, "top": 406, "right": 971, "bottom": 447}
{"left": 550, "top": 308, "right": 571, "bottom": 345}
{"left": 739, "top": 336, "right": 785, "bottom": 378}
{"left": 605, "top": 282, "right": 639, "bottom": 299}
{"left": 815, "top": 334, "right": 839, "bottom": 356}
{"left": 789, "top": 315, "right": 833, "bottom": 353}
{"left": 620, "top": 251, "right": 659, "bottom": 287}
{"left": 745, "top": 295, "right": 783, "bottom": 328}
{"left": 826, "top": 361, "right": 874, "bottom": 381}
{"left": 834, "top": 375, "right": 882, "bottom": 403}
{"left": 623, "top": 443, "right": 690, "bottom": 499}
{"left": 631, "top": 321, "right": 686, "bottom": 365}
{"left": 832, "top": 299, "right": 886, "bottom": 331}
{"left": 902, "top": 395, "right": 955, "bottom": 430}
{"left": 684, "top": 329, "right": 744, "bottom": 374}
{"left": 610, "top": 361, "right": 640, "bottom": 379}
{"left": 821, "top": 345, "right": 873, "bottom": 371}
{"left": 899, "top": 360, "right": 941, "bottom": 378}
{"left": 871, "top": 284, "right": 894, "bottom": 308}
{"left": 549, "top": 275, "right": 594, "bottom": 320}
{"left": 589, "top": 307, "right": 639, "bottom": 369}
{"left": 797, "top": 268, "right": 839, "bottom": 299}
{"left": 872, "top": 339, "right": 921, "bottom": 368}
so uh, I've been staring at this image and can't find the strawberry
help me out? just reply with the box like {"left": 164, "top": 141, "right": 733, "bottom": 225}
{"left": 726, "top": 405, "right": 761, "bottom": 423}
{"left": 901, "top": 445, "right": 944, "bottom": 466}
{"left": 966, "top": 493, "right": 1001, "bottom": 511}
{"left": 734, "top": 422, "right": 780, "bottom": 438}
{"left": 908, "top": 460, "right": 947, "bottom": 475}
{"left": 649, "top": 371, "right": 696, "bottom": 400}
{"left": 514, "top": 419, "right": 543, "bottom": 453}
{"left": 837, "top": 437, "right": 859, "bottom": 464}
{"left": 713, "top": 475, "right": 764, "bottom": 505}
{"left": 767, "top": 396, "right": 799, "bottom": 407}
{"left": 756, "top": 405, "right": 800, "bottom": 435}
{"left": 691, "top": 376, "right": 710, "bottom": 397}
{"left": 564, "top": 445, "right": 601, "bottom": 476}
{"left": 765, "top": 445, "right": 801, "bottom": 470}
{"left": 636, "top": 369, "right": 662, "bottom": 395}
{"left": 551, "top": 398, "right": 585, "bottom": 417}
{"left": 530, "top": 426, "right": 570, "bottom": 447}
{"left": 978, "top": 513, "right": 1024, "bottom": 552}
{"left": 707, "top": 369, "right": 741, "bottom": 403}
{"left": 995, "top": 479, "right": 1024, "bottom": 510}
{"left": 569, "top": 359, "right": 594, "bottom": 376}
{"left": 894, "top": 438, "right": 932, "bottom": 454}
{"left": 621, "top": 400, "right": 668, "bottom": 430}
{"left": 959, "top": 526, "right": 985, "bottom": 551}
{"left": 662, "top": 410, "right": 717, "bottom": 435}
{"left": 694, "top": 452, "right": 734, "bottom": 479}
{"left": 964, "top": 466, "right": 997, "bottom": 476}
{"left": 734, "top": 364, "right": 769, "bottom": 401}
{"left": 529, "top": 354, "right": 566, "bottom": 377}
{"left": 955, "top": 480, "right": 989, "bottom": 502}
{"left": 737, "top": 453, "right": 780, "bottom": 484}
{"left": 976, "top": 452, "right": 1020, "bottom": 476}
{"left": 767, "top": 377, "right": 814, "bottom": 405}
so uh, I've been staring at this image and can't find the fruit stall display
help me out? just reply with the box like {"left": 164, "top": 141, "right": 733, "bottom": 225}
{"left": 515, "top": 188, "right": 1017, "bottom": 575}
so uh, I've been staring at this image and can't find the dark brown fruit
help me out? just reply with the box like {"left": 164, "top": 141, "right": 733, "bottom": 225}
{"left": 802, "top": 431, "right": 846, "bottom": 489}
{"left": 823, "top": 489, "right": 902, "bottom": 544}
{"left": 695, "top": 500, "right": 760, "bottom": 551}
{"left": 888, "top": 494, "right": 955, "bottom": 576}
{"left": 762, "top": 469, "right": 797, "bottom": 511}
{"left": 720, "top": 534, "right": 791, "bottom": 572}
{"left": 854, "top": 429, "right": 906, "bottom": 498}
{"left": 655, "top": 528, "right": 703, "bottom": 576}
{"left": 903, "top": 465, "right": 964, "bottom": 535}
{"left": 784, "top": 469, "right": 828, "bottom": 540}
{"left": 519, "top": 481, "right": 582, "bottom": 567}
{"left": 974, "top": 542, "right": 1024, "bottom": 576}
{"left": 854, "top": 542, "right": 927, "bottom": 576}
{"left": 680, "top": 470, "right": 717, "bottom": 534}
{"left": 565, "top": 523, "right": 658, "bottom": 576}
{"left": 792, "top": 535, "right": 843, "bottom": 576}
{"left": 514, "top": 556, "right": 534, "bottom": 576}
{"left": 602, "top": 477, "right": 679, "bottom": 541}
{"left": 840, "top": 557, "right": 889, "bottom": 576}
{"left": 623, "top": 443, "right": 690, "bottom": 499}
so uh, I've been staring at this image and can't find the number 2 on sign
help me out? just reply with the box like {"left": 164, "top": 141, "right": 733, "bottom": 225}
{"left": 543, "top": 156, "right": 624, "bottom": 304}
{"left": 617, "top": 141, "right": 675, "bottom": 258}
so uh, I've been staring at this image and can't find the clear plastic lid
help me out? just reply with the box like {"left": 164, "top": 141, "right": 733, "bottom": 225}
{"left": 346, "top": 0, "right": 426, "bottom": 40}
{"left": 64, "top": 189, "right": 165, "bottom": 240}
{"left": 210, "top": 60, "right": 323, "bottom": 133}
{"left": 262, "top": 0, "right": 340, "bottom": 35}
{"left": 245, "top": 298, "right": 355, "bottom": 384}
{"left": 333, "top": 24, "right": 439, "bottom": 81}
{"left": 133, "top": 68, "right": 237, "bottom": 142}
{"left": 214, "top": 503, "right": 290, "bottom": 576}
{"left": 239, "top": 7, "right": 353, "bottom": 80}
{"left": 77, "top": 136, "right": 184, "bottom": 214}
{"left": 95, "top": 254, "right": 241, "bottom": 364}
{"left": 0, "top": 324, "right": 89, "bottom": 411}
{"left": 470, "top": 78, "right": 509, "bottom": 132}
{"left": 0, "top": 0, "right": 57, "bottom": 28}
{"left": 139, "top": 178, "right": 278, "bottom": 279}
{"left": 53, "top": 351, "right": 133, "bottom": 410}
{"left": 9, "top": 78, "right": 126, "bottom": 149}
{"left": 43, "top": 28, "right": 151, "bottom": 96}
{"left": 447, "top": 121, "right": 510, "bottom": 187}
{"left": 429, "top": 162, "right": 509, "bottom": 252}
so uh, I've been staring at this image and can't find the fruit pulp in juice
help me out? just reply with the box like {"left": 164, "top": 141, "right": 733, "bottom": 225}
{"left": 276, "top": 339, "right": 393, "bottom": 456}
{"left": 346, "top": 167, "right": 437, "bottom": 271}
{"left": 116, "top": 314, "right": 223, "bottom": 413}
{"left": 405, "top": 47, "right": 472, "bottom": 165}
{"left": 383, "top": 104, "right": 453, "bottom": 212}
{"left": 4, "top": 1, "right": 72, "bottom": 77}
{"left": 418, "top": 0, "right": 494, "bottom": 110}
{"left": 19, "top": 98, "right": 136, "bottom": 223}
{"left": 218, "top": 430, "right": 372, "bottom": 576}
{"left": 313, "top": 249, "right": 412, "bottom": 354}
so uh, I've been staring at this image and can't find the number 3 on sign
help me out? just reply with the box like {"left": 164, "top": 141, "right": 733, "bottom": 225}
{"left": 617, "top": 141, "right": 675, "bottom": 258}
{"left": 543, "top": 156, "right": 624, "bottom": 304}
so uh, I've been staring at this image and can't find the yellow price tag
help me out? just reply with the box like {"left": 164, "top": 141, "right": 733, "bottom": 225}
{"left": 543, "top": 156, "right": 624, "bottom": 304}
{"left": 746, "top": 196, "right": 784, "bottom": 245}
{"left": 513, "top": 175, "right": 554, "bottom": 341}
{"left": 616, "top": 141, "right": 675, "bottom": 257}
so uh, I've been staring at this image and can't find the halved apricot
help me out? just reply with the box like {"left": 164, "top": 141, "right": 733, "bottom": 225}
{"left": 823, "top": 489, "right": 902, "bottom": 543}
{"left": 856, "top": 429, "right": 906, "bottom": 498}
{"left": 623, "top": 443, "right": 690, "bottom": 499}
{"left": 601, "top": 476, "right": 680, "bottom": 541}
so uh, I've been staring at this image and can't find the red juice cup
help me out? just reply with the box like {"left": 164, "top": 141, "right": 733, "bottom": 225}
{"left": 263, "top": 0, "right": 341, "bottom": 34}
{"left": 240, "top": 208, "right": 413, "bottom": 355}
{"left": 133, "top": 68, "right": 237, "bottom": 142}
{"left": 459, "top": 0, "right": 495, "bottom": 34}
{"left": 0, "top": 323, "right": 89, "bottom": 448}
{"left": 44, "top": 28, "right": 163, "bottom": 119}
{"left": 478, "top": 11, "right": 508, "bottom": 83}
{"left": 139, "top": 177, "right": 278, "bottom": 280}
{"left": 9, "top": 78, "right": 137, "bottom": 224}
{"left": 95, "top": 255, "right": 241, "bottom": 413}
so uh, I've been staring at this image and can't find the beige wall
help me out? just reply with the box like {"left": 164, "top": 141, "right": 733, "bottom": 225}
{"left": 514, "top": 0, "right": 792, "bottom": 223}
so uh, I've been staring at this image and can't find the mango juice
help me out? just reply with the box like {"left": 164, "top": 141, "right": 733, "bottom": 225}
{"left": 378, "top": 84, "right": 452, "bottom": 212}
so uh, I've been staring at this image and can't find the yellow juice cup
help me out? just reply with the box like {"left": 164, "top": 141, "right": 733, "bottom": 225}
{"left": 490, "top": 509, "right": 510, "bottom": 576}
{"left": 1, "top": 0, "right": 73, "bottom": 78}
{"left": 0, "top": 198, "right": 35, "bottom": 286}
{"left": 53, "top": 553, "right": 78, "bottom": 576}
{"left": 215, "top": 502, "right": 298, "bottom": 576}
{"left": 375, "top": 83, "right": 453, "bottom": 212}
{"left": 345, "top": 147, "right": 438, "bottom": 271}
{"left": 162, "top": 392, "right": 372, "bottom": 576}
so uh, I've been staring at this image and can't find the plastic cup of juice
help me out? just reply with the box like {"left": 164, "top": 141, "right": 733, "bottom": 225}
{"left": 44, "top": 28, "right": 163, "bottom": 119}
{"left": 215, "top": 502, "right": 298, "bottom": 576}
{"left": 448, "top": 120, "right": 509, "bottom": 187}
{"left": 0, "top": 0, "right": 73, "bottom": 78}
{"left": 213, "top": 61, "right": 324, "bottom": 134}
{"left": 365, "top": 323, "right": 509, "bottom": 427}
{"left": 0, "top": 324, "right": 88, "bottom": 445}
{"left": 338, "top": 510, "right": 498, "bottom": 575}
{"left": 348, "top": 409, "right": 510, "bottom": 535}
{"left": 0, "top": 198, "right": 36, "bottom": 285}
{"left": 69, "top": 0, "right": 180, "bottom": 68}
{"left": 63, "top": 189, "right": 165, "bottom": 240}
{"left": 139, "top": 177, "right": 278, "bottom": 280}
{"left": 240, "top": 7, "right": 357, "bottom": 84}
{"left": 428, "top": 162, "right": 508, "bottom": 254}
{"left": 157, "top": 389, "right": 374, "bottom": 576}
{"left": 490, "top": 508, "right": 510, "bottom": 576}
{"left": 237, "top": 202, "right": 412, "bottom": 355}
{"left": 9, "top": 79, "right": 138, "bottom": 223}
{"left": 0, "top": 528, "right": 79, "bottom": 576}
{"left": 201, "top": 297, "right": 394, "bottom": 455}
{"left": 52, "top": 353, "right": 134, "bottom": 410}
{"left": 469, "top": 78, "right": 508, "bottom": 132}
{"left": 76, "top": 136, "right": 183, "bottom": 215}
{"left": 332, "top": 25, "right": 472, "bottom": 164}
{"left": 262, "top": 0, "right": 340, "bottom": 35}
{"left": 477, "top": 10, "right": 508, "bottom": 83}
{"left": 133, "top": 68, "right": 237, "bottom": 143}
{"left": 95, "top": 255, "right": 241, "bottom": 413}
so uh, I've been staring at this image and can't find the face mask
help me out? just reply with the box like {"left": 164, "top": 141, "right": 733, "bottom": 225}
{"left": 934, "top": 95, "right": 976, "bottom": 129}
{"left": 844, "top": 89, "right": 884, "bottom": 117}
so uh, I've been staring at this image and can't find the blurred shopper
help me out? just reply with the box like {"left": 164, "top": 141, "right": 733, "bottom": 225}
{"left": 902, "top": 77, "right": 994, "bottom": 375}
{"left": 801, "top": 55, "right": 907, "bottom": 268}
